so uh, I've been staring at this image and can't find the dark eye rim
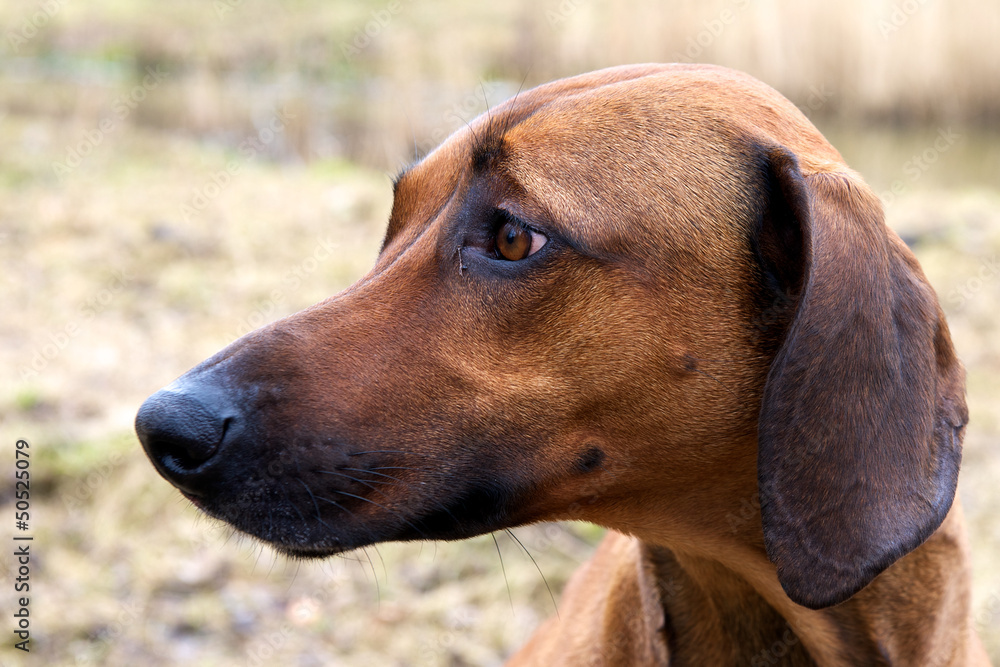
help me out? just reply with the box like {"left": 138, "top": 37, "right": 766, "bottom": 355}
{"left": 489, "top": 209, "right": 546, "bottom": 261}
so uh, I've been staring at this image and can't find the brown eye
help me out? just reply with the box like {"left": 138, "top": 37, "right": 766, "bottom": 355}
{"left": 494, "top": 218, "right": 546, "bottom": 261}
{"left": 496, "top": 221, "right": 530, "bottom": 261}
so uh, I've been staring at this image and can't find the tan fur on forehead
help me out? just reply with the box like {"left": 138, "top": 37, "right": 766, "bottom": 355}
{"left": 472, "top": 64, "right": 845, "bottom": 169}
{"left": 502, "top": 101, "right": 753, "bottom": 259}
{"left": 460, "top": 65, "right": 848, "bottom": 262}
{"left": 390, "top": 64, "right": 853, "bottom": 269}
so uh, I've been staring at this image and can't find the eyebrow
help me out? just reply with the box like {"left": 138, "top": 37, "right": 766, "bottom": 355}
{"left": 470, "top": 122, "right": 508, "bottom": 174}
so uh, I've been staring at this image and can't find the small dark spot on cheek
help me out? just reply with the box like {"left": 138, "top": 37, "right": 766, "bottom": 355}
{"left": 576, "top": 446, "right": 606, "bottom": 473}
{"left": 681, "top": 353, "right": 698, "bottom": 372}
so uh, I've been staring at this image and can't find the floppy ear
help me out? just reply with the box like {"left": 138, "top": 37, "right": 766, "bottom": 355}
{"left": 754, "top": 148, "right": 968, "bottom": 609}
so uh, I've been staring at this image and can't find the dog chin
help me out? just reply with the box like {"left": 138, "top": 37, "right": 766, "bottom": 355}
{"left": 219, "top": 516, "right": 354, "bottom": 559}
{"left": 271, "top": 543, "right": 349, "bottom": 560}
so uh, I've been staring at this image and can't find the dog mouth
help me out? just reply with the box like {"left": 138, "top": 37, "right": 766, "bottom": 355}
{"left": 136, "top": 365, "right": 549, "bottom": 561}
{"left": 180, "top": 491, "right": 355, "bottom": 558}
{"left": 180, "top": 490, "right": 204, "bottom": 507}
{"left": 176, "top": 469, "right": 531, "bottom": 560}
{"left": 271, "top": 543, "right": 349, "bottom": 559}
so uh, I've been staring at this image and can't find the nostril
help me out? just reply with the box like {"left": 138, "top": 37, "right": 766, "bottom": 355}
{"left": 220, "top": 415, "right": 234, "bottom": 445}
{"left": 157, "top": 432, "right": 217, "bottom": 472}
{"left": 136, "top": 387, "right": 232, "bottom": 486}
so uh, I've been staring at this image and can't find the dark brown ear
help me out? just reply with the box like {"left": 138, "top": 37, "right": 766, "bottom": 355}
{"left": 754, "top": 148, "right": 968, "bottom": 609}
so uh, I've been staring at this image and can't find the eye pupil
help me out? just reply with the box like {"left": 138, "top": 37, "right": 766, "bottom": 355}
{"left": 496, "top": 220, "right": 531, "bottom": 261}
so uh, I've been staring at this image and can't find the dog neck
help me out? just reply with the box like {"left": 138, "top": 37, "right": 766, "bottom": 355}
{"left": 637, "top": 501, "right": 979, "bottom": 666}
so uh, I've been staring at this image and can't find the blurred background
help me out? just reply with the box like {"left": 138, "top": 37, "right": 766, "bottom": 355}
{"left": 1, "top": 0, "right": 998, "bottom": 664}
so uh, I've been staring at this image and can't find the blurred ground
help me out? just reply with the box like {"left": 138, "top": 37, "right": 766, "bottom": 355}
{"left": 0, "top": 1, "right": 998, "bottom": 665}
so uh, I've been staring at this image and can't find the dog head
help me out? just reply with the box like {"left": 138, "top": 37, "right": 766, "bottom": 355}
{"left": 136, "top": 64, "right": 966, "bottom": 609}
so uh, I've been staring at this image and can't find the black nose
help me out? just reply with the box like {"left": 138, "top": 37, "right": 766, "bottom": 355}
{"left": 135, "top": 384, "right": 233, "bottom": 496}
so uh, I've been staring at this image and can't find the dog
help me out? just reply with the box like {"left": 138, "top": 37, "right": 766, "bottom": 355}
{"left": 136, "top": 64, "right": 990, "bottom": 665}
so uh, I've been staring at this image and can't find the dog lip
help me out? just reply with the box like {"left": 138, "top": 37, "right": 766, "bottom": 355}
{"left": 272, "top": 543, "right": 347, "bottom": 559}
{"left": 180, "top": 490, "right": 205, "bottom": 505}
{"left": 178, "top": 499, "right": 347, "bottom": 557}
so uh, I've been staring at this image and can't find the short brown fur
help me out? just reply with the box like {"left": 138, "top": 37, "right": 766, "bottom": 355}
{"left": 136, "top": 64, "right": 990, "bottom": 666}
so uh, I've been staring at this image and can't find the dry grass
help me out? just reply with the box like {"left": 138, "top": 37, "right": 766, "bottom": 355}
{"left": 1, "top": 0, "right": 999, "bottom": 168}
{"left": 1, "top": 1, "right": 998, "bottom": 664}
